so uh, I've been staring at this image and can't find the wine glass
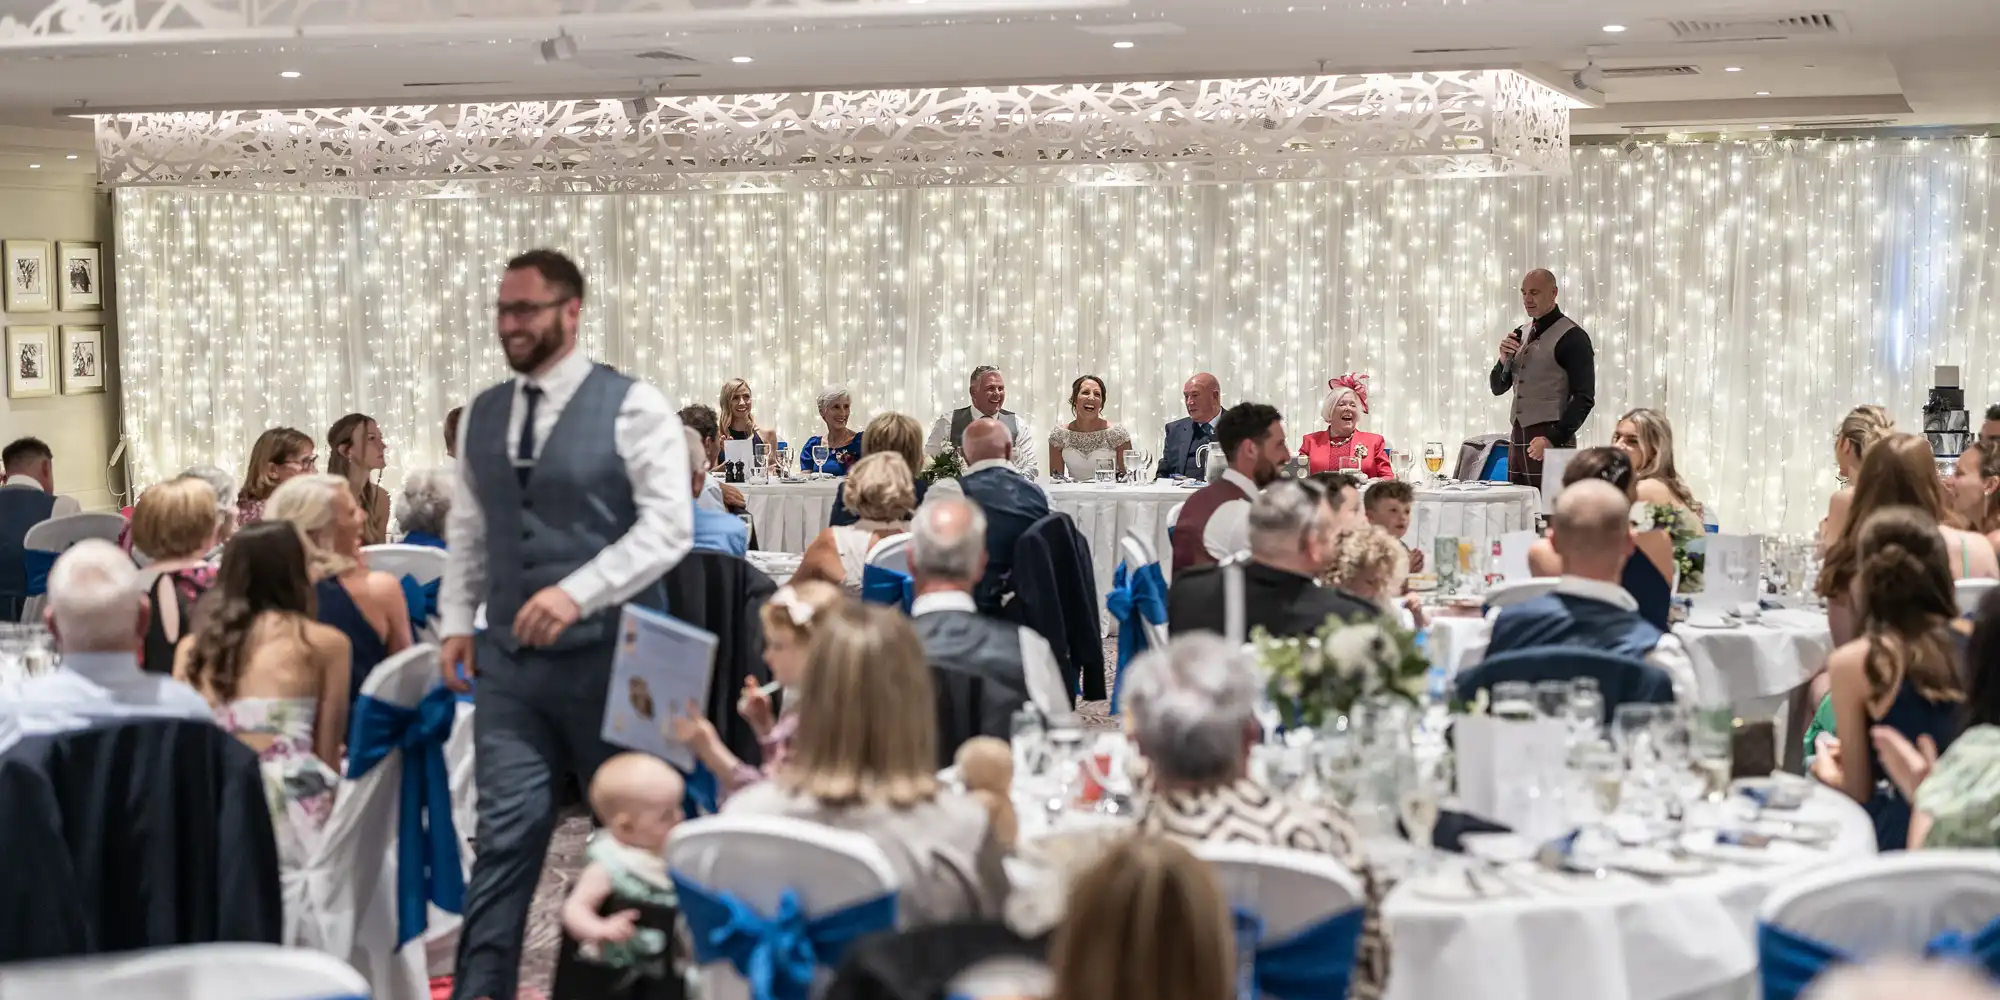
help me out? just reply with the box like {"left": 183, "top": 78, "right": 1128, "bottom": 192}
{"left": 1722, "top": 546, "right": 1753, "bottom": 601}
{"left": 811, "top": 444, "right": 831, "bottom": 478}
{"left": 1566, "top": 682, "right": 1605, "bottom": 744}
{"left": 1390, "top": 448, "right": 1416, "bottom": 481}
{"left": 1398, "top": 754, "right": 1448, "bottom": 873}
{"left": 1043, "top": 714, "right": 1087, "bottom": 821}
{"left": 1611, "top": 703, "right": 1661, "bottom": 765}
{"left": 1423, "top": 441, "right": 1446, "bottom": 482}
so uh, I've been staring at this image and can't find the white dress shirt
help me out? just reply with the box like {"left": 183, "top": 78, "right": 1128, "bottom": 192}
{"left": 912, "top": 589, "right": 1070, "bottom": 718}
{"left": 0, "top": 651, "right": 216, "bottom": 750}
{"left": 927, "top": 411, "right": 1039, "bottom": 478}
{"left": 1553, "top": 575, "right": 1699, "bottom": 701}
{"left": 1201, "top": 469, "right": 1262, "bottom": 563}
{"left": 698, "top": 474, "right": 727, "bottom": 513}
{"left": 439, "top": 346, "right": 694, "bottom": 638}
{"left": 2, "top": 476, "right": 80, "bottom": 518}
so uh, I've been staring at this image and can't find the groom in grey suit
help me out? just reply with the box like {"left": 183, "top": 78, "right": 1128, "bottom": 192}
{"left": 440, "top": 249, "right": 693, "bottom": 1000}
{"left": 1156, "top": 372, "right": 1222, "bottom": 480}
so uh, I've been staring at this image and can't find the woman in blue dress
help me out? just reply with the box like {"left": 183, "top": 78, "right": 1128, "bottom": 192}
{"left": 264, "top": 473, "right": 414, "bottom": 705}
{"left": 800, "top": 385, "right": 863, "bottom": 476}
{"left": 1812, "top": 505, "right": 1965, "bottom": 851}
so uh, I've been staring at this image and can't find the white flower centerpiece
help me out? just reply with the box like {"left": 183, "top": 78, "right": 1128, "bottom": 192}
{"left": 1250, "top": 612, "right": 1430, "bottom": 730}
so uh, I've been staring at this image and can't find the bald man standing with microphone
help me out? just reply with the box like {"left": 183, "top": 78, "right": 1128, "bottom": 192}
{"left": 1491, "top": 268, "right": 1596, "bottom": 490}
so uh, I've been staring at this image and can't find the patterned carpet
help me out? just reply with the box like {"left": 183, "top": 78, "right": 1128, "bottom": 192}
{"left": 506, "top": 636, "right": 1123, "bottom": 994}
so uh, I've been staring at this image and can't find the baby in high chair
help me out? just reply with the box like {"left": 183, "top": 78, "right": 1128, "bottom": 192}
{"left": 553, "top": 752, "right": 692, "bottom": 1000}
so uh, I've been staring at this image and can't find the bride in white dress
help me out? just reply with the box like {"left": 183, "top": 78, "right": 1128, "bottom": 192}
{"left": 1048, "top": 374, "right": 1134, "bottom": 481}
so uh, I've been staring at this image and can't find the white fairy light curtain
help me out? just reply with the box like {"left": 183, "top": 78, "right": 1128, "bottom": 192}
{"left": 115, "top": 138, "right": 2000, "bottom": 533}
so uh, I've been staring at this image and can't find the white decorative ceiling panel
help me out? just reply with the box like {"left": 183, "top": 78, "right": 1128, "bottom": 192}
{"left": 92, "top": 71, "right": 1573, "bottom": 192}
{"left": 1, "top": 0, "right": 1113, "bottom": 47}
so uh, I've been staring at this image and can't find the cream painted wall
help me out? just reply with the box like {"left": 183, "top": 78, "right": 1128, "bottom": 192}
{"left": 0, "top": 170, "right": 120, "bottom": 512}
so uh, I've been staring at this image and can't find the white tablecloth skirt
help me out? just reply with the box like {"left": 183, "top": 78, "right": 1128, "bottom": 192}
{"left": 1382, "top": 786, "right": 1875, "bottom": 1000}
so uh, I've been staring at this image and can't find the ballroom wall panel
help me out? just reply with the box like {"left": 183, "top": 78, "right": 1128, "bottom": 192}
{"left": 115, "top": 139, "right": 2000, "bottom": 533}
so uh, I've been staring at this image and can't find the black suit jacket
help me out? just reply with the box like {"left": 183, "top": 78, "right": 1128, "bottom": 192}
{"left": 1157, "top": 417, "right": 1214, "bottom": 480}
{"left": 0, "top": 718, "right": 282, "bottom": 962}
{"left": 660, "top": 550, "right": 779, "bottom": 765}
{"left": 1007, "top": 512, "right": 1104, "bottom": 702}
{"left": 1168, "top": 561, "right": 1380, "bottom": 640}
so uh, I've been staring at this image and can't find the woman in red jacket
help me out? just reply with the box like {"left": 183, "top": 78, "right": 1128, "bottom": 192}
{"left": 1300, "top": 373, "right": 1393, "bottom": 479}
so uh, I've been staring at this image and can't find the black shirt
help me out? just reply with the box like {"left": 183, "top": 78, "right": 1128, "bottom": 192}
{"left": 1488, "top": 306, "right": 1597, "bottom": 443}
{"left": 1167, "top": 561, "right": 1380, "bottom": 640}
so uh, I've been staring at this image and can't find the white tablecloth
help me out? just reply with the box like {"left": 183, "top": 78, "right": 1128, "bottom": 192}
{"left": 739, "top": 480, "right": 841, "bottom": 555}
{"left": 1382, "top": 785, "right": 1875, "bottom": 1000}
{"left": 1393, "top": 482, "right": 1541, "bottom": 563}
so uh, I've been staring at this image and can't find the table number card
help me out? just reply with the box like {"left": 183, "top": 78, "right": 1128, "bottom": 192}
{"left": 1454, "top": 715, "right": 1569, "bottom": 835}
{"left": 1539, "top": 448, "right": 1576, "bottom": 514}
{"left": 1497, "top": 530, "right": 1537, "bottom": 581}
{"left": 1698, "top": 534, "right": 1762, "bottom": 610}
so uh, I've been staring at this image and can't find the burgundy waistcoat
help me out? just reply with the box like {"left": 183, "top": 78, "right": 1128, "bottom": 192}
{"left": 1171, "top": 475, "right": 1255, "bottom": 576}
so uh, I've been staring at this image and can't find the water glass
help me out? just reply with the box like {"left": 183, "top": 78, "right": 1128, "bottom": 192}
{"left": 1690, "top": 706, "right": 1735, "bottom": 802}
{"left": 1566, "top": 683, "right": 1606, "bottom": 743}
{"left": 1533, "top": 680, "right": 1570, "bottom": 720}
{"left": 1337, "top": 456, "right": 1362, "bottom": 476}
{"left": 750, "top": 440, "right": 769, "bottom": 484}
{"left": 1121, "top": 450, "right": 1141, "bottom": 483}
{"left": 1094, "top": 457, "right": 1115, "bottom": 487}
{"left": 1010, "top": 707, "right": 1048, "bottom": 782}
{"left": 1491, "top": 681, "right": 1536, "bottom": 721}
{"left": 1612, "top": 703, "right": 1662, "bottom": 763}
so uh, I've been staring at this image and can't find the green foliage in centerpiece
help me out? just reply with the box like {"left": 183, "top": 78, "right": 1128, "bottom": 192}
{"left": 1644, "top": 502, "right": 1705, "bottom": 592}
{"left": 922, "top": 444, "right": 966, "bottom": 484}
{"left": 1251, "top": 613, "right": 1430, "bottom": 730}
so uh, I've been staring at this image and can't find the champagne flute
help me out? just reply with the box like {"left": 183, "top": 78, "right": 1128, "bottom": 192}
{"left": 1423, "top": 441, "right": 1446, "bottom": 483}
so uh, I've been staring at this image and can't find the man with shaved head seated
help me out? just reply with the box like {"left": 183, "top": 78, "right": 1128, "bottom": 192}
{"left": 1481, "top": 479, "right": 1693, "bottom": 693}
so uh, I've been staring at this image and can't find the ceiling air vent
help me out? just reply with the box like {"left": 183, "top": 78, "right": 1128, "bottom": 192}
{"left": 635, "top": 48, "right": 698, "bottom": 62}
{"left": 1599, "top": 65, "right": 1702, "bottom": 79}
{"left": 1410, "top": 45, "right": 1518, "bottom": 54}
{"left": 1664, "top": 12, "right": 1846, "bottom": 42}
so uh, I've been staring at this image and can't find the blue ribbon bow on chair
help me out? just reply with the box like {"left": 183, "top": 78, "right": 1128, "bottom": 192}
{"left": 1759, "top": 914, "right": 2000, "bottom": 1000}
{"left": 1231, "top": 906, "right": 1366, "bottom": 1000}
{"left": 669, "top": 873, "right": 898, "bottom": 1000}
{"left": 345, "top": 685, "right": 466, "bottom": 948}
{"left": 399, "top": 574, "right": 441, "bottom": 635}
{"left": 1106, "top": 560, "right": 1168, "bottom": 714}
{"left": 861, "top": 564, "right": 914, "bottom": 614}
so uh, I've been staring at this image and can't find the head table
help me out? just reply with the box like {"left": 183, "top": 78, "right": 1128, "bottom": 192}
{"left": 737, "top": 478, "right": 1540, "bottom": 608}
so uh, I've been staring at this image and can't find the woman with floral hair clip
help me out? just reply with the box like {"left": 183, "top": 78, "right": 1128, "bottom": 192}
{"left": 1300, "top": 372, "right": 1394, "bottom": 479}
{"left": 671, "top": 580, "right": 846, "bottom": 800}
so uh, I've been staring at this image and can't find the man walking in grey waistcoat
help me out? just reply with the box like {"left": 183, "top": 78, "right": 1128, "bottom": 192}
{"left": 440, "top": 249, "right": 692, "bottom": 1000}
{"left": 1489, "top": 268, "right": 1597, "bottom": 491}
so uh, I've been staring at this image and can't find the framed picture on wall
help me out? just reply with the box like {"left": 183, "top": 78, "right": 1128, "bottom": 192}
{"left": 4, "top": 240, "right": 52, "bottom": 313}
{"left": 56, "top": 242, "right": 102, "bottom": 312}
{"left": 60, "top": 325, "right": 104, "bottom": 395}
{"left": 7, "top": 325, "right": 55, "bottom": 398}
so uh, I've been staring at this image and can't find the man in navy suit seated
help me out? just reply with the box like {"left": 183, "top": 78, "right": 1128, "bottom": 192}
{"left": 954, "top": 417, "right": 1049, "bottom": 612}
{"left": 1485, "top": 479, "right": 1692, "bottom": 695}
{"left": 1156, "top": 372, "right": 1223, "bottom": 481}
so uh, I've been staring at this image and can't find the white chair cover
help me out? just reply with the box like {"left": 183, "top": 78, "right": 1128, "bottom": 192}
{"left": 866, "top": 532, "right": 914, "bottom": 574}
{"left": 1483, "top": 577, "right": 1561, "bottom": 609}
{"left": 1758, "top": 850, "right": 2000, "bottom": 958}
{"left": 1119, "top": 530, "right": 1170, "bottom": 650}
{"left": 294, "top": 643, "right": 457, "bottom": 1000}
{"left": 1166, "top": 501, "right": 1186, "bottom": 530}
{"left": 22, "top": 512, "right": 126, "bottom": 552}
{"left": 0, "top": 943, "right": 369, "bottom": 1000}
{"left": 666, "top": 814, "right": 902, "bottom": 1000}
{"left": 361, "top": 544, "right": 447, "bottom": 585}
{"left": 1196, "top": 842, "right": 1365, "bottom": 942}
{"left": 1957, "top": 578, "right": 1998, "bottom": 617}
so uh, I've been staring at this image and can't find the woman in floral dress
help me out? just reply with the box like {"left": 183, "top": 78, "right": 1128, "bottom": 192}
{"left": 176, "top": 521, "right": 352, "bottom": 867}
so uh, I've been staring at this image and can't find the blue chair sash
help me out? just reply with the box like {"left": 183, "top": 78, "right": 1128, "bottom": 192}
{"left": 680, "top": 761, "right": 719, "bottom": 819}
{"left": 861, "top": 564, "right": 914, "bottom": 614}
{"left": 670, "top": 871, "right": 898, "bottom": 1000}
{"left": 1232, "top": 905, "right": 1366, "bottom": 1000}
{"left": 1758, "top": 914, "right": 2000, "bottom": 1000}
{"left": 23, "top": 548, "right": 56, "bottom": 597}
{"left": 1105, "top": 560, "right": 1169, "bottom": 714}
{"left": 345, "top": 685, "right": 466, "bottom": 948}
{"left": 399, "top": 574, "right": 440, "bottom": 634}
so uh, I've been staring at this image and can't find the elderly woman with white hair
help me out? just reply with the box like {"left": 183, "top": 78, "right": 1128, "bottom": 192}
{"left": 1300, "top": 372, "right": 1393, "bottom": 479}
{"left": 394, "top": 468, "right": 452, "bottom": 549}
{"left": 801, "top": 385, "right": 863, "bottom": 476}
{"left": 1127, "top": 632, "right": 1390, "bottom": 998}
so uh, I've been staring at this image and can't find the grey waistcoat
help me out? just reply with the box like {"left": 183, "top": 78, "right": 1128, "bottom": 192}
{"left": 1509, "top": 316, "right": 1577, "bottom": 428}
{"left": 947, "top": 407, "right": 1021, "bottom": 450}
{"left": 464, "top": 363, "right": 667, "bottom": 654}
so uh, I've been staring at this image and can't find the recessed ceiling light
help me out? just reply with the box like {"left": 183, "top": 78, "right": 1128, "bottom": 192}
{"left": 1758, "top": 124, "right": 1772, "bottom": 130}
{"left": 1756, "top": 91, "right": 1771, "bottom": 96}
{"left": 1112, "top": 40, "right": 1135, "bottom": 49}
{"left": 65, "top": 154, "right": 77, "bottom": 160}
{"left": 1724, "top": 66, "right": 1743, "bottom": 73}
{"left": 730, "top": 55, "right": 754, "bottom": 63}
{"left": 27, "top": 164, "right": 39, "bottom": 169}
{"left": 280, "top": 70, "right": 301, "bottom": 78}
{"left": 1601, "top": 24, "right": 1627, "bottom": 33}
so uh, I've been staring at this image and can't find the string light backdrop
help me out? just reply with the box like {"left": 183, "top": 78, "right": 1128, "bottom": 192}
{"left": 115, "top": 138, "right": 2000, "bottom": 533}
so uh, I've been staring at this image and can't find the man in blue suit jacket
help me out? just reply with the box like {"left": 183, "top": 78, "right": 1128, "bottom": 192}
{"left": 1156, "top": 372, "right": 1223, "bottom": 480}
{"left": 683, "top": 427, "right": 748, "bottom": 557}
{"left": 954, "top": 417, "right": 1050, "bottom": 611}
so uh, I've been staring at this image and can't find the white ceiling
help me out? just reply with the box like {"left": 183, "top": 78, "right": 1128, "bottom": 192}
{"left": 5, "top": 0, "right": 2000, "bottom": 169}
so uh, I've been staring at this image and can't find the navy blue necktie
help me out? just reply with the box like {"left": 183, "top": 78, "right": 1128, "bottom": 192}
{"left": 516, "top": 384, "right": 543, "bottom": 485}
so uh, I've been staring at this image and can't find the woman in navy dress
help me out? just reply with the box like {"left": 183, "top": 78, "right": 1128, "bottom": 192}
{"left": 264, "top": 473, "right": 414, "bottom": 704}
{"left": 1812, "top": 506, "right": 1966, "bottom": 851}
{"left": 800, "top": 385, "right": 863, "bottom": 476}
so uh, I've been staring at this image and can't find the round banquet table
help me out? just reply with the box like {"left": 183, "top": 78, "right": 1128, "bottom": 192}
{"left": 1381, "top": 784, "right": 1876, "bottom": 1000}
{"left": 1386, "top": 481, "right": 1542, "bottom": 562}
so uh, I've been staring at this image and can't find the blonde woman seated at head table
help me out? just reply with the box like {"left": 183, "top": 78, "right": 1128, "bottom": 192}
{"left": 794, "top": 452, "right": 918, "bottom": 594}
{"left": 723, "top": 601, "right": 1011, "bottom": 926}
{"left": 1611, "top": 407, "right": 1704, "bottom": 518}
{"left": 717, "top": 377, "right": 779, "bottom": 469}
